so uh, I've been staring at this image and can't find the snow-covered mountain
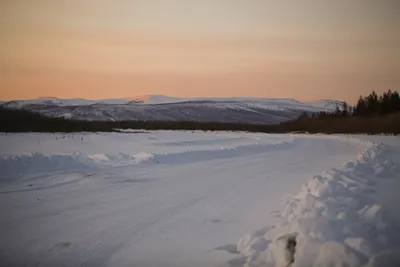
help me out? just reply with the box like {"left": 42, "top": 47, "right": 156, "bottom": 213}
{"left": 2, "top": 97, "right": 142, "bottom": 107}
{"left": 305, "top": 99, "right": 347, "bottom": 111}
{"left": 1, "top": 95, "right": 343, "bottom": 124}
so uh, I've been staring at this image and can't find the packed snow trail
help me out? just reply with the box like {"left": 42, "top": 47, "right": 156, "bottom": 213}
{"left": 0, "top": 132, "right": 398, "bottom": 267}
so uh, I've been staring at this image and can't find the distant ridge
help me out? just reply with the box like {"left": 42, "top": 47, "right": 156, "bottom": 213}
{"left": 1, "top": 95, "right": 343, "bottom": 124}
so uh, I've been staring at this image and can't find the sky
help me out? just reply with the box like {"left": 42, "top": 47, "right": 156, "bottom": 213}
{"left": 1, "top": 0, "right": 399, "bottom": 103}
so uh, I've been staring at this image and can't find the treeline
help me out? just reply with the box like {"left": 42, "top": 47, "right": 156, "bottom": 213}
{"left": 293, "top": 90, "right": 400, "bottom": 134}
{"left": 353, "top": 89, "right": 400, "bottom": 116}
{"left": 298, "top": 89, "right": 400, "bottom": 119}
{"left": 0, "top": 107, "right": 104, "bottom": 132}
{"left": 288, "top": 112, "right": 399, "bottom": 134}
{"left": 1, "top": 90, "right": 399, "bottom": 134}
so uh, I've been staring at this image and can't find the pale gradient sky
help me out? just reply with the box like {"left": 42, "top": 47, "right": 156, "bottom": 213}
{"left": 1, "top": 0, "right": 399, "bottom": 103}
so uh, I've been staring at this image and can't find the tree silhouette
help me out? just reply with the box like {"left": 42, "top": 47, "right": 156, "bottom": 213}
{"left": 342, "top": 102, "right": 349, "bottom": 116}
{"left": 353, "top": 89, "right": 399, "bottom": 117}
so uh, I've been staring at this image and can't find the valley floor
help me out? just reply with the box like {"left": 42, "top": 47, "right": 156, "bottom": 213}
{"left": 0, "top": 131, "right": 399, "bottom": 267}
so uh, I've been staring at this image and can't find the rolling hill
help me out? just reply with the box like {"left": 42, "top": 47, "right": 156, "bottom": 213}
{"left": 1, "top": 95, "right": 343, "bottom": 124}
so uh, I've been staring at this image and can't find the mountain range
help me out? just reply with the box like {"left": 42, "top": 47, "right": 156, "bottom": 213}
{"left": 1, "top": 95, "right": 343, "bottom": 124}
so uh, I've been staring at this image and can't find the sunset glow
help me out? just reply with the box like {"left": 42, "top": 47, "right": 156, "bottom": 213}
{"left": 1, "top": 0, "right": 399, "bottom": 103}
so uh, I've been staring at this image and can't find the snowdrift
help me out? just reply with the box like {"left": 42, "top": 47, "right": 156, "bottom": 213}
{"left": 236, "top": 142, "right": 400, "bottom": 267}
{"left": 0, "top": 152, "right": 154, "bottom": 179}
{"left": 0, "top": 138, "right": 293, "bottom": 180}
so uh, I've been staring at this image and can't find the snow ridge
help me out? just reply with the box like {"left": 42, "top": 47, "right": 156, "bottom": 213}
{"left": 0, "top": 140, "right": 293, "bottom": 181}
{"left": 237, "top": 142, "right": 400, "bottom": 267}
{"left": 0, "top": 152, "right": 154, "bottom": 180}
{"left": 1, "top": 95, "right": 341, "bottom": 124}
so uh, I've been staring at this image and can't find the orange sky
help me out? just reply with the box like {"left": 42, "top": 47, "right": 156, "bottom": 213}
{"left": 1, "top": 0, "right": 399, "bottom": 103}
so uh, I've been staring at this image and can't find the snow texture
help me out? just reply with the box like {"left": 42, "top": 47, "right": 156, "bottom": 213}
{"left": 0, "top": 132, "right": 399, "bottom": 267}
{"left": 236, "top": 140, "right": 400, "bottom": 267}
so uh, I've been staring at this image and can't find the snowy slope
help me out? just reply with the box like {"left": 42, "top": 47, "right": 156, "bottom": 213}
{"left": 305, "top": 99, "right": 346, "bottom": 111}
{"left": 132, "top": 95, "right": 190, "bottom": 104}
{"left": 2, "top": 95, "right": 339, "bottom": 107}
{"left": 1, "top": 95, "right": 343, "bottom": 124}
{"left": 0, "top": 132, "right": 399, "bottom": 267}
{"left": 1, "top": 97, "right": 143, "bottom": 107}
{"left": 1, "top": 95, "right": 189, "bottom": 107}
{"left": 10, "top": 102, "right": 311, "bottom": 124}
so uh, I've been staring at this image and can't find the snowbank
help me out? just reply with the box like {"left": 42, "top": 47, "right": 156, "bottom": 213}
{"left": 0, "top": 141, "right": 294, "bottom": 180}
{"left": 236, "top": 142, "right": 400, "bottom": 267}
{"left": 0, "top": 152, "right": 154, "bottom": 180}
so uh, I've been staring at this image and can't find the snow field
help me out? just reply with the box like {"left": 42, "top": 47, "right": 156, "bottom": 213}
{"left": 0, "top": 131, "right": 399, "bottom": 267}
{"left": 0, "top": 131, "right": 291, "bottom": 182}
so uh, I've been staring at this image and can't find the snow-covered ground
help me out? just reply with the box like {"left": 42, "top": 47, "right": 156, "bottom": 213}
{"left": 0, "top": 131, "right": 399, "bottom": 267}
